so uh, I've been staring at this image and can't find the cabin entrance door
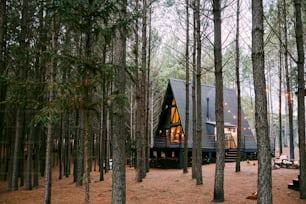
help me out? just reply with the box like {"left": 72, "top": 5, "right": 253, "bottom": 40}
{"left": 224, "top": 127, "right": 237, "bottom": 149}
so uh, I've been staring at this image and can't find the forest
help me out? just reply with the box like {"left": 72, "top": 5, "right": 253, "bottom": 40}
{"left": 0, "top": 0, "right": 305, "bottom": 203}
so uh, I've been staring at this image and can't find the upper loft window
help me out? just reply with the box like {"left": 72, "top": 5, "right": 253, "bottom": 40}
{"left": 169, "top": 99, "right": 184, "bottom": 144}
{"left": 170, "top": 99, "right": 180, "bottom": 124}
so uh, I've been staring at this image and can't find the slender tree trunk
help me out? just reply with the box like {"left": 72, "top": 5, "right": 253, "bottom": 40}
{"left": 191, "top": 2, "right": 197, "bottom": 179}
{"left": 195, "top": 0, "right": 202, "bottom": 185}
{"left": 40, "top": 134, "right": 46, "bottom": 177}
{"left": 34, "top": 0, "right": 45, "bottom": 186}
{"left": 278, "top": 0, "right": 283, "bottom": 156}
{"left": 146, "top": 4, "right": 152, "bottom": 174}
{"left": 136, "top": 0, "right": 148, "bottom": 182}
{"left": 64, "top": 114, "right": 70, "bottom": 177}
{"left": 135, "top": 0, "right": 144, "bottom": 183}
{"left": 25, "top": 126, "right": 35, "bottom": 190}
{"left": 74, "top": 110, "right": 83, "bottom": 185}
{"left": 44, "top": 116, "right": 53, "bottom": 204}
{"left": 100, "top": 79, "right": 107, "bottom": 181}
{"left": 43, "top": 11, "right": 57, "bottom": 204}
{"left": 0, "top": 0, "right": 7, "bottom": 74}
{"left": 213, "top": 0, "right": 224, "bottom": 201}
{"left": 252, "top": 1, "right": 272, "bottom": 203}
{"left": 58, "top": 115, "right": 63, "bottom": 180}
{"left": 112, "top": 0, "right": 127, "bottom": 202}
{"left": 9, "top": 0, "right": 29, "bottom": 191}
{"left": 235, "top": 0, "right": 242, "bottom": 173}
{"left": 183, "top": 0, "right": 190, "bottom": 174}
{"left": 282, "top": 0, "right": 294, "bottom": 161}
{"left": 294, "top": 0, "right": 306, "bottom": 199}
{"left": 141, "top": 0, "right": 148, "bottom": 177}
{"left": 100, "top": 41, "right": 108, "bottom": 178}
{"left": 9, "top": 108, "right": 22, "bottom": 191}
{"left": 19, "top": 113, "right": 26, "bottom": 187}
{"left": 83, "top": 98, "right": 91, "bottom": 204}
{"left": 0, "top": 0, "right": 7, "bottom": 149}
{"left": 33, "top": 127, "right": 40, "bottom": 187}
{"left": 103, "top": 82, "right": 109, "bottom": 174}
{"left": 83, "top": 16, "right": 92, "bottom": 204}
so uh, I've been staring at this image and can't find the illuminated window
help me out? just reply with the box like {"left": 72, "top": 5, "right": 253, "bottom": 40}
{"left": 170, "top": 99, "right": 180, "bottom": 124}
{"left": 170, "top": 126, "right": 184, "bottom": 144}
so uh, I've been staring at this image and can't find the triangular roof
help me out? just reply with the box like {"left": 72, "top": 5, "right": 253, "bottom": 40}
{"left": 155, "top": 78, "right": 256, "bottom": 150}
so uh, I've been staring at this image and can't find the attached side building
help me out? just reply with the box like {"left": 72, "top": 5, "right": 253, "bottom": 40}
{"left": 151, "top": 78, "right": 257, "bottom": 168}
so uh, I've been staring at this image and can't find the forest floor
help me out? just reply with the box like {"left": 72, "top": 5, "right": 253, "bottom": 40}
{"left": 0, "top": 148, "right": 305, "bottom": 204}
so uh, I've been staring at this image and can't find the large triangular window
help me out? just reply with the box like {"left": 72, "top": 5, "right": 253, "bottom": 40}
{"left": 166, "top": 99, "right": 184, "bottom": 145}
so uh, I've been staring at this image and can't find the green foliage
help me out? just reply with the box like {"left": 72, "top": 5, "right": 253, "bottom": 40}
{"left": 155, "top": 38, "right": 186, "bottom": 82}
{"left": 0, "top": 75, "right": 8, "bottom": 84}
{"left": 108, "top": 93, "right": 129, "bottom": 107}
{"left": 0, "top": 75, "right": 8, "bottom": 96}
{"left": 54, "top": 0, "right": 116, "bottom": 31}
{"left": 32, "top": 102, "right": 60, "bottom": 127}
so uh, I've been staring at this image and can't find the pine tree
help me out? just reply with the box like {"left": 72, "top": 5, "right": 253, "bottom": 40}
{"left": 213, "top": 0, "right": 224, "bottom": 201}
{"left": 252, "top": 0, "right": 272, "bottom": 203}
{"left": 235, "top": 0, "right": 242, "bottom": 173}
{"left": 294, "top": 0, "right": 306, "bottom": 199}
{"left": 195, "top": 0, "right": 203, "bottom": 185}
{"left": 112, "top": 0, "right": 127, "bottom": 203}
{"left": 183, "top": 0, "right": 190, "bottom": 174}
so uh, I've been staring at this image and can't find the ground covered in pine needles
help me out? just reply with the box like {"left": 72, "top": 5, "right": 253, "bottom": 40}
{"left": 0, "top": 159, "right": 304, "bottom": 204}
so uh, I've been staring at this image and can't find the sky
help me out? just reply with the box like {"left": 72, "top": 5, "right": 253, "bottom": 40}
{"left": 151, "top": 0, "right": 253, "bottom": 52}
{"left": 150, "top": 0, "right": 298, "bottom": 115}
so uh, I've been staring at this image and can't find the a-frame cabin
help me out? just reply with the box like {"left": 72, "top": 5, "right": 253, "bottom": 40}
{"left": 151, "top": 78, "right": 257, "bottom": 168}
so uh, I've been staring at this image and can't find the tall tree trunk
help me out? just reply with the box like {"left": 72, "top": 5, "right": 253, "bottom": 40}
{"left": 25, "top": 126, "right": 35, "bottom": 190}
{"left": 213, "top": 0, "right": 224, "bottom": 201}
{"left": 235, "top": 0, "right": 242, "bottom": 173}
{"left": 112, "top": 0, "right": 127, "bottom": 202}
{"left": 58, "top": 115, "right": 63, "bottom": 180}
{"left": 195, "top": 0, "right": 202, "bottom": 185}
{"left": 100, "top": 78, "right": 107, "bottom": 180}
{"left": 135, "top": 0, "right": 144, "bottom": 183}
{"left": 83, "top": 21, "right": 92, "bottom": 204}
{"left": 34, "top": 0, "right": 46, "bottom": 186}
{"left": 136, "top": 0, "right": 148, "bottom": 182}
{"left": 294, "top": 0, "right": 306, "bottom": 199}
{"left": 9, "top": 0, "right": 29, "bottom": 191}
{"left": 183, "top": 0, "right": 190, "bottom": 174}
{"left": 64, "top": 113, "right": 70, "bottom": 177}
{"left": 282, "top": 0, "right": 294, "bottom": 161}
{"left": 0, "top": 0, "right": 7, "bottom": 74}
{"left": 40, "top": 134, "right": 46, "bottom": 177}
{"left": 191, "top": 1, "right": 197, "bottom": 179}
{"left": 83, "top": 96, "right": 91, "bottom": 204}
{"left": 278, "top": 0, "right": 283, "bottom": 156}
{"left": 19, "top": 113, "right": 26, "bottom": 187}
{"left": 146, "top": 4, "right": 152, "bottom": 174}
{"left": 74, "top": 110, "right": 83, "bottom": 185}
{"left": 43, "top": 12, "right": 56, "bottom": 204}
{"left": 252, "top": 1, "right": 272, "bottom": 203}
{"left": 9, "top": 108, "right": 22, "bottom": 191}
{"left": 277, "top": 0, "right": 283, "bottom": 155}
{"left": 33, "top": 126, "right": 41, "bottom": 187}
{"left": 141, "top": 0, "right": 148, "bottom": 177}
{"left": 0, "top": 0, "right": 8, "bottom": 153}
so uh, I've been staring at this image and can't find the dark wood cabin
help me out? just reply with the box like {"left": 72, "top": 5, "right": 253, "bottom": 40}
{"left": 151, "top": 78, "right": 257, "bottom": 168}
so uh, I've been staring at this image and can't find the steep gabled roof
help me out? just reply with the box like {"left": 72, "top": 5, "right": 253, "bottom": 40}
{"left": 163, "top": 78, "right": 256, "bottom": 150}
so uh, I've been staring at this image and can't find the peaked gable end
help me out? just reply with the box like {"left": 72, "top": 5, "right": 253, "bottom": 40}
{"left": 154, "top": 78, "right": 256, "bottom": 151}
